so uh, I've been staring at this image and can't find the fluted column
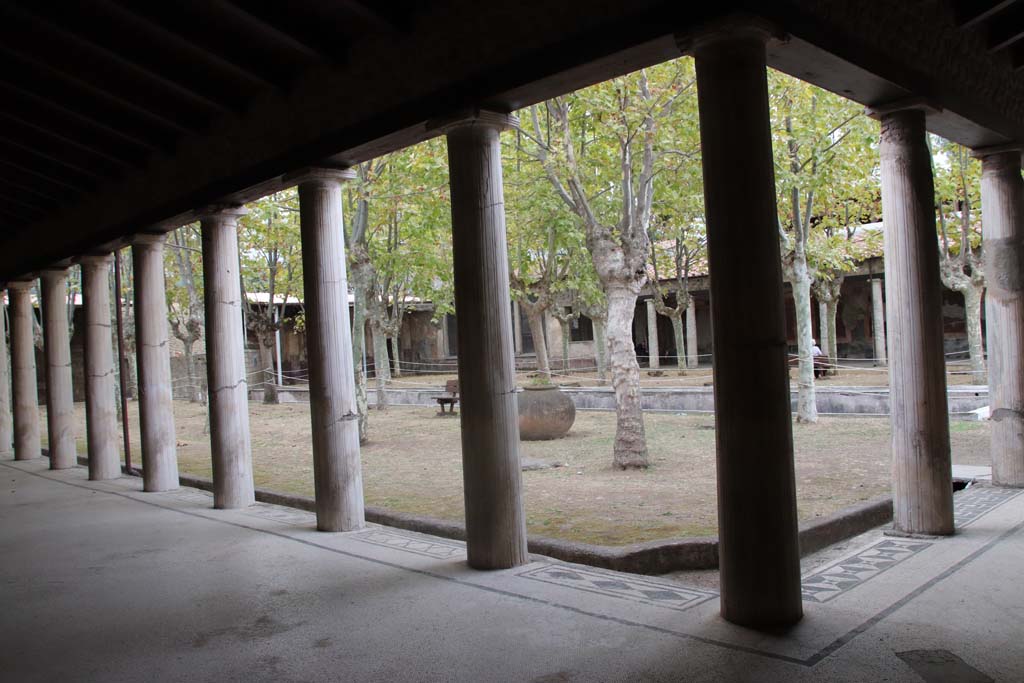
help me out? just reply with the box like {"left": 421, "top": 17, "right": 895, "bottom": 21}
{"left": 876, "top": 105, "right": 953, "bottom": 534}
{"left": 200, "top": 208, "right": 254, "bottom": 509}
{"left": 976, "top": 147, "right": 1024, "bottom": 487}
{"left": 871, "top": 277, "right": 887, "bottom": 367}
{"left": 685, "top": 297, "right": 698, "bottom": 369}
{"left": 439, "top": 110, "right": 528, "bottom": 569}
{"left": 692, "top": 24, "right": 802, "bottom": 627}
{"left": 40, "top": 268, "right": 76, "bottom": 470}
{"left": 0, "top": 292, "right": 12, "bottom": 455}
{"left": 8, "top": 281, "right": 40, "bottom": 461}
{"left": 80, "top": 255, "right": 120, "bottom": 480}
{"left": 293, "top": 168, "right": 366, "bottom": 531}
{"left": 132, "top": 234, "right": 179, "bottom": 492}
{"left": 646, "top": 299, "right": 660, "bottom": 368}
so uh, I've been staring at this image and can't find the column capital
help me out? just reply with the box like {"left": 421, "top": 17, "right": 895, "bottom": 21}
{"left": 971, "top": 142, "right": 1024, "bottom": 159}
{"left": 6, "top": 279, "right": 36, "bottom": 291}
{"left": 130, "top": 232, "right": 169, "bottom": 248}
{"left": 77, "top": 253, "right": 115, "bottom": 267}
{"left": 428, "top": 109, "right": 518, "bottom": 135}
{"left": 865, "top": 97, "right": 942, "bottom": 120}
{"left": 285, "top": 166, "right": 355, "bottom": 187}
{"left": 676, "top": 14, "right": 785, "bottom": 54}
{"left": 197, "top": 205, "right": 248, "bottom": 224}
{"left": 39, "top": 267, "right": 69, "bottom": 282}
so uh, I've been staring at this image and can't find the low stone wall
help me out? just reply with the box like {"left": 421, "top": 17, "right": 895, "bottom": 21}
{"left": 269, "top": 383, "right": 989, "bottom": 417}
{"left": 168, "top": 471, "right": 893, "bottom": 574}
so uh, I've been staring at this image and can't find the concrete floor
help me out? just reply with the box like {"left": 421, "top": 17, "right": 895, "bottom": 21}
{"left": 2, "top": 458, "right": 1022, "bottom": 682}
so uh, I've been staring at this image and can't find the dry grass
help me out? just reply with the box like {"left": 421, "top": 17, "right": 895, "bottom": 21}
{"left": 51, "top": 399, "right": 990, "bottom": 546}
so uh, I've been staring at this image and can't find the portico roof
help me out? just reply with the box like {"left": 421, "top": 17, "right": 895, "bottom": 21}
{"left": 2, "top": 0, "right": 1023, "bottom": 280}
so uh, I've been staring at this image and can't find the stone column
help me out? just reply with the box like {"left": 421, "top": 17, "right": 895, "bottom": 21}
{"left": 8, "top": 282, "right": 40, "bottom": 461}
{"left": 876, "top": 105, "right": 953, "bottom": 534}
{"left": 645, "top": 299, "right": 660, "bottom": 368}
{"left": 871, "top": 277, "right": 887, "bottom": 366}
{"left": 439, "top": 110, "right": 528, "bottom": 569}
{"left": 817, "top": 300, "right": 828, "bottom": 352}
{"left": 200, "top": 208, "right": 255, "bottom": 509}
{"left": 80, "top": 255, "right": 120, "bottom": 480}
{"left": 512, "top": 300, "right": 523, "bottom": 355}
{"left": 0, "top": 293, "right": 12, "bottom": 454}
{"left": 685, "top": 297, "right": 699, "bottom": 369}
{"left": 132, "top": 235, "right": 179, "bottom": 492}
{"left": 977, "top": 147, "right": 1024, "bottom": 487}
{"left": 40, "top": 268, "right": 76, "bottom": 470}
{"left": 292, "top": 168, "right": 366, "bottom": 531}
{"left": 692, "top": 25, "right": 803, "bottom": 627}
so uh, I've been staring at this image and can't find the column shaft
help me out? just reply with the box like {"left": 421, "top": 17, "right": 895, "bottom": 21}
{"left": 9, "top": 284, "right": 40, "bottom": 460}
{"left": 133, "top": 236, "right": 179, "bottom": 491}
{"left": 81, "top": 256, "right": 120, "bottom": 480}
{"left": 0, "top": 293, "right": 11, "bottom": 453}
{"left": 297, "top": 172, "right": 365, "bottom": 531}
{"left": 871, "top": 277, "right": 887, "bottom": 366}
{"left": 646, "top": 299, "right": 660, "bottom": 368}
{"left": 980, "top": 150, "right": 1024, "bottom": 486}
{"left": 41, "top": 269, "right": 76, "bottom": 470}
{"left": 512, "top": 300, "right": 523, "bottom": 355}
{"left": 445, "top": 115, "right": 528, "bottom": 569}
{"left": 879, "top": 109, "right": 953, "bottom": 534}
{"left": 200, "top": 211, "right": 255, "bottom": 509}
{"left": 685, "top": 297, "right": 698, "bottom": 369}
{"left": 694, "top": 29, "right": 802, "bottom": 627}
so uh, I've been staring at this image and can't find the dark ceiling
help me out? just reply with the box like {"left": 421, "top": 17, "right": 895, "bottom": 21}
{"left": 0, "top": 0, "right": 1023, "bottom": 281}
{"left": 0, "top": 0, "right": 417, "bottom": 237}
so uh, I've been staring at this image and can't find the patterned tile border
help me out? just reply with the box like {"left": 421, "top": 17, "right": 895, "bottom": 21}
{"left": 242, "top": 503, "right": 315, "bottom": 527}
{"left": 352, "top": 528, "right": 466, "bottom": 560}
{"left": 802, "top": 538, "right": 932, "bottom": 603}
{"left": 801, "top": 485, "right": 1023, "bottom": 603}
{"left": 518, "top": 563, "right": 717, "bottom": 612}
{"left": 953, "top": 485, "right": 1024, "bottom": 528}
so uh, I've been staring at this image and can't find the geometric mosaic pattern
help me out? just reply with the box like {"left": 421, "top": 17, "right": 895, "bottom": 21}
{"left": 352, "top": 529, "right": 466, "bottom": 560}
{"left": 518, "top": 564, "right": 717, "bottom": 612}
{"left": 243, "top": 503, "right": 315, "bottom": 527}
{"left": 953, "top": 485, "right": 1024, "bottom": 528}
{"left": 801, "top": 484, "right": 1022, "bottom": 603}
{"left": 801, "top": 538, "right": 932, "bottom": 603}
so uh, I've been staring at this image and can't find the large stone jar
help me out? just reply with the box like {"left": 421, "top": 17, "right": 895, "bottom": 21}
{"left": 518, "top": 384, "right": 576, "bottom": 440}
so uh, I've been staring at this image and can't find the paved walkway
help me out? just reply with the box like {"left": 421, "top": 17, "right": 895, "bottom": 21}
{"left": 1, "top": 458, "right": 1021, "bottom": 682}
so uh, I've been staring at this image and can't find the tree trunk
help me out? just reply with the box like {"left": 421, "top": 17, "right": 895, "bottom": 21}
{"left": 593, "top": 318, "right": 608, "bottom": 383}
{"left": 685, "top": 298, "right": 698, "bottom": 369}
{"left": 606, "top": 285, "right": 647, "bottom": 468}
{"left": 182, "top": 342, "right": 203, "bottom": 403}
{"left": 372, "top": 325, "right": 391, "bottom": 409}
{"left": 390, "top": 332, "right": 402, "bottom": 377}
{"left": 525, "top": 309, "right": 550, "bottom": 378}
{"left": 258, "top": 335, "right": 278, "bottom": 404}
{"left": 826, "top": 300, "right": 839, "bottom": 376}
{"left": 670, "top": 311, "right": 686, "bottom": 374}
{"left": 792, "top": 263, "right": 818, "bottom": 423}
{"left": 817, "top": 300, "right": 828, "bottom": 360}
{"left": 350, "top": 281, "right": 370, "bottom": 443}
{"left": 963, "top": 285, "right": 987, "bottom": 383}
{"left": 558, "top": 318, "right": 571, "bottom": 372}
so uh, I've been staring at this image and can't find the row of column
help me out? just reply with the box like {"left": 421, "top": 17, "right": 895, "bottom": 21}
{"left": 2, "top": 24, "right": 1021, "bottom": 634}
{"left": 643, "top": 297, "right": 700, "bottom": 369}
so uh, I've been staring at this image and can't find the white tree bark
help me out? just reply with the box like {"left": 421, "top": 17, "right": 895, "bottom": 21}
{"left": 685, "top": 297, "right": 698, "bottom": 369}
{"left": 607, "top": 285, "right": 647, "bottom": 468}
{"left": 791, "top": 269, "right": 818, "bottom": 422}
